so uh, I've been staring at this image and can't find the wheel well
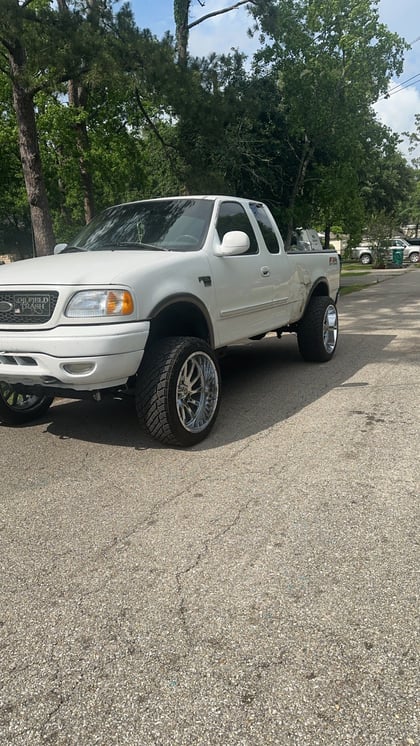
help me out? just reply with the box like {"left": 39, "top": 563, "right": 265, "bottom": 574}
{"left": 310, "top": 281, "right": 329, "bottom": 298}
{"left": 148, "top": 301, "right": 213, "bottom": 347}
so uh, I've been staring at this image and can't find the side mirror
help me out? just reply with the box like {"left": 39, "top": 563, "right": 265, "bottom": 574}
{"left": 215, "top": 231, "right": 250, "bottom": 257}
{"left": 54, "top": 243, "right": 68, "bottom": 254}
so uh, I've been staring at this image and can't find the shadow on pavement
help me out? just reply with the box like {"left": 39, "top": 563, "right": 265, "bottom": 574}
{"left": 43, "top": 330, "right": 397, "bottom": 450}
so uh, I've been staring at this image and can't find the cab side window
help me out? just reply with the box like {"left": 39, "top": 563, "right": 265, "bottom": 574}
{"left": 250, "top": 203, "right": 281, "bottom": 254}
{"left": 216, "top": 202, "right": 259, "bottom": 255}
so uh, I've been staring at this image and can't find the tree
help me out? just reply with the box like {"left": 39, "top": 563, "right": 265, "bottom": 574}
{"left": 399, "top": 168, "right": 420, "bottom": 237}
{"left": 0, "top": 0, "right": 60, "bottom": 254}
{"left": 0, "top": 0, "right": 136, "bottom": 253}
{"left": 402, "top": 115, "right": 420, "bottom": 235}
{"left": 251, "top": 0, "right": 407, "bottom": 244}
{"left": 0, "top": 73, "right": 32, "bottom": 257}
{"left": 174, "top": 0, "right": 255, "bottom": 64}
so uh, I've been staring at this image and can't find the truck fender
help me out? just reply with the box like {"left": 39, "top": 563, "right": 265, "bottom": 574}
{"left": 302, "top": 278, "right": 337, "bottom": 314}
{"left": 147, "top": 293, "right": 216, "bottom": 348}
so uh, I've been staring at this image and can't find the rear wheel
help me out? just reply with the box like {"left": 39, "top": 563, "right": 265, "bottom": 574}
{"left": 360, "top": 253, "right": 372, "bottom": 265}
{"left": 136, "top": 336, "right": 221, "bottom": 446}
{"left": 0, "top": 383, "right": 54, "bottom": 425}
{"left": 297, "top": 296, "right": 338, "bottom": 362}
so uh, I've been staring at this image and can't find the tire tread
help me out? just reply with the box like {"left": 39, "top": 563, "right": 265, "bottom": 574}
{"left": 297, "top": 296, "right": 337, "bottom": 362}
{"left": 136, "top": 336, "right": 220, "bottom": 446}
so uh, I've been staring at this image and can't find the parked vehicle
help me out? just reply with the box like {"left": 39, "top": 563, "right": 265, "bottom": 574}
{"left": 290, "top": 228, "right": 323, "bottom": 252}
{"left": 352, "top": 237, "right": 419, "bottom": 265}
{"left": 0, "top": 196, "right": 340, "bottom": 446}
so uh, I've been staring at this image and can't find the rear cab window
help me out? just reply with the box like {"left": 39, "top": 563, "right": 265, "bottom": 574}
{"left": 249, "top": 203, "right": 281, "bottom": 254}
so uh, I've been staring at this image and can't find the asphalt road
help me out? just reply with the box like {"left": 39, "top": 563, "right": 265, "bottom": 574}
{"left": 1, "top": 271, "right": 419, "bottom": 746}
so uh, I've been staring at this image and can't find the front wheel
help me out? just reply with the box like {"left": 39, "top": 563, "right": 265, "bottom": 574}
{"left": 409, "top": 252, "right": 419, "bottom": 263}
{"left": 360, "top": 253, "right": 372, "bottom": 265}
{"left": 0, "top": 383, "right": 54, "bottom": 425}
{"left": 136, "top": 337, "right": 221, "bottom": 446}
{"left": 297, "top": 296, "right": 338, "bottom": 362}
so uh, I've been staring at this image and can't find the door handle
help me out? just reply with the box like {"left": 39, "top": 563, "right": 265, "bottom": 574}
{"left": 261, "top": 266, "right": 270, "bottom": 277}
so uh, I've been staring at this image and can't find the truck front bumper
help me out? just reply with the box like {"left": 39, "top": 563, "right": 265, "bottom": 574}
{"left": 0, "top": 321, "right": 150, "bottom": 391}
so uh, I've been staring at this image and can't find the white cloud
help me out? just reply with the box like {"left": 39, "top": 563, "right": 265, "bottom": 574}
{"left": 374, "top": 85, "right": 420, "bottom": 162}
{"left": 188, "top": 0, "right": 258, "bottom": 58}
{"left": 136, "top": 0, "right": 420, "bottom": 162}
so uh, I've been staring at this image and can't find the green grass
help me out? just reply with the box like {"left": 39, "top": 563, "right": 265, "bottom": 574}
{"left": 340, "top": 262, "right": 372, "bottom": 272}
{"left": 340, "top": 283, "right": 373, "bottom": 295}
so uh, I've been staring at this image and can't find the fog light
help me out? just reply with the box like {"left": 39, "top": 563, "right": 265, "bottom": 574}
{"left": 62, "top": 362, "right": 95, "bottom": 375}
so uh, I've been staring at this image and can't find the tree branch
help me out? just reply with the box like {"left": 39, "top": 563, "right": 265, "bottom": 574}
{"left": 188, "top": 0, "right": 255, "bottom": 31}
{"left": 133, "top": 87, "right": 176, "bottom": 152}
{"left": 0, "top": 36, "right": 15, "bottom": 56}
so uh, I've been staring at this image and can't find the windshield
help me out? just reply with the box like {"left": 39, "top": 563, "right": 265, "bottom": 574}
{"left": 70, "top": 198, "right": 215, "bottom": 252}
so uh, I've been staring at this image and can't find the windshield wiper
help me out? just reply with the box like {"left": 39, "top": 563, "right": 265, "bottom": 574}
{"left": 100, "top": 241, "right": 169, "bottom": 252}
{"left": 60, "top": 245, "right": 86, "bottom": 253}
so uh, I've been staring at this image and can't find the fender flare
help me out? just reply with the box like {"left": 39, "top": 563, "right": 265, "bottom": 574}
{"left": 302, "top": 277, "right": 337, "bottom": 315}
{"left": 148, "top": 293, "right": 216, "bottom": 348}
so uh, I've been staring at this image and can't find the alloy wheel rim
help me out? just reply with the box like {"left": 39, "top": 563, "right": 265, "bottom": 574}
{"left": 323, "top": 305, "right": 338, "bottom": 354}
{"left": 0, "top": 383, "right": 44, "bottom": 411}
{"left": 176, "top": 352, "right": 219, "bottom": 433}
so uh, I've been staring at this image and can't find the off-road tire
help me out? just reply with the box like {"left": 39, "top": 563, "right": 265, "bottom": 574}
{"left": 0, "top": 383, "right": 54, "bottom": 425}
{"left": 297, "top": 296, "right": 338, "bottom": 362}
{"left": 136, "top": 336, "right": 221, "bottom": 446}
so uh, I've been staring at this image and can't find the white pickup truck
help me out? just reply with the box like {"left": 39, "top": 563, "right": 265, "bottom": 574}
{"left": 0, "top": 196, "right": 340, "bottom": 445}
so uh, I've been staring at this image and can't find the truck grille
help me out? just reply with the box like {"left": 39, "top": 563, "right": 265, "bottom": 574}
{"left": 0, "top": 291, "right": 59, "bottom": 324}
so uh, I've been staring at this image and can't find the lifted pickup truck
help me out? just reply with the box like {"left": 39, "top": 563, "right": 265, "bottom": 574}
{"left": 0, "top": 196, "right": 340, "bottom": 445}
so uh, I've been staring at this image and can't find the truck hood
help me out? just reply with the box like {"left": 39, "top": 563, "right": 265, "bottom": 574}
{"left": 0, "top": 250, "right": 195, "bottom": 287}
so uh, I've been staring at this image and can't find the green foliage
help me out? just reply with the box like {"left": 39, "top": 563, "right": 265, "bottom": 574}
{"left": 0, "top": 73, "right": 32, "bottom": 256}
{"left": 250, "top": 0, "right": 408, "bottom": 238}
{"left": 363, "top": 212, "right": 396, "bottom": 267}
{"left": 399, "top": 169, "right": 420, "bottom": 233}
{"left": 0, "top": 0, "right": 417, "bottom": 251}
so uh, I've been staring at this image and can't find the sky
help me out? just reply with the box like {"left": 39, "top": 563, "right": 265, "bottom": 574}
{"left": 129, "top": 0, "right": 419, "bottom": 162}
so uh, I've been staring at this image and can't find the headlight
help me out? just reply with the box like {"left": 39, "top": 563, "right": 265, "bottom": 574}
{"left": 65, "top": 289, "right": 134, "bottom": 318}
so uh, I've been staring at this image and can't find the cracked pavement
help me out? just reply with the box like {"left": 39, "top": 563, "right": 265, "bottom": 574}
{"left": 0, "top": 271, "right": 419, "bottom": 745}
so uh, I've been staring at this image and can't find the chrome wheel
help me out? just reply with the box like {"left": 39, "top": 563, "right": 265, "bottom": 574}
{"left": 323, "top": 304, "right": 338, "bottom": 355}
{"left": 176, "top": 351, "right": 219, "bottom": 433}
{"left": 137, "top": 336, "right": 221, "bottom": 446}
{"left": 297, "top": 296, "right": 338, "bottom": 362}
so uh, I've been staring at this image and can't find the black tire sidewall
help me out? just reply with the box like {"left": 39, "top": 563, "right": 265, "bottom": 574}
{"left": 297, "top": 296, "right": 338, "bottom": 362}
{"left": 137, "top": 337, "right": 221, "bottom": 446}
{"left": 0, "top": 387, "right": 54, "bottom": 425}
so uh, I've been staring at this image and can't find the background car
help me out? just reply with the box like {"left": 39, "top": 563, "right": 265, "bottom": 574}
{"left": 351, "top": 237, "right": 419, "bottom": 264}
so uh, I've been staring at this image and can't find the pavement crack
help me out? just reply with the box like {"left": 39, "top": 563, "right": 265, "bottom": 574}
{"left": 175, "top": 497, "right": 255, "bottom": 643}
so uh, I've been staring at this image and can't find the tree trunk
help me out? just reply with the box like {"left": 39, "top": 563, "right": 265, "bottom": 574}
{"left": 174, "top": 0, "right": 190, "bottom": 66}
{"left": 324, "top": 224, "right": 331, "bottom": 250}
{"left": 57, "top": 0, "right": 95, "bottom": 224}
{"left": 285, "top": 136, "right": 314, "bottom": 250}
{"left": 11, "top": 79, "right": 55, "bottom": 256}
{"left": 68, "top": 80, "right": 95, "bottom": 224}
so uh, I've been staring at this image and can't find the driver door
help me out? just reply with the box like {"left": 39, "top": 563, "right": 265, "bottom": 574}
{"left": 207, "top": 200, "right": 275, "bottom": 346}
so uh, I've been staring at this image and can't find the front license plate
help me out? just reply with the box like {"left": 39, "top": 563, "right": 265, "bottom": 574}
{"left": 13, "top": 294, "right": 51, "bottom": 317}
